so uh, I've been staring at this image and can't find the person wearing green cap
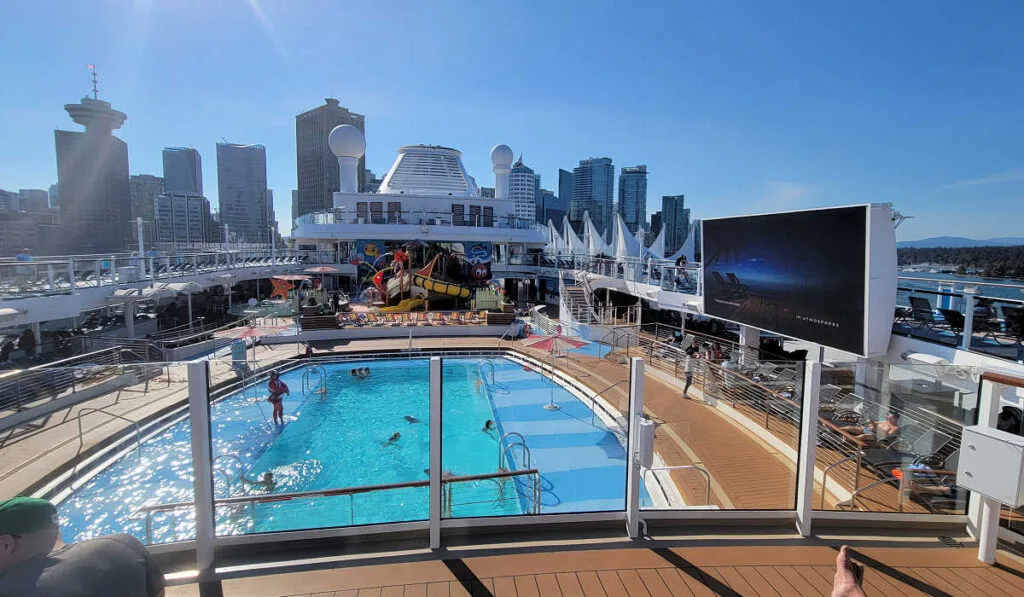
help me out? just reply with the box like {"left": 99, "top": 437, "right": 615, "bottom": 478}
{"left": 0, "top": 496, "right": 165, "bottom": 596}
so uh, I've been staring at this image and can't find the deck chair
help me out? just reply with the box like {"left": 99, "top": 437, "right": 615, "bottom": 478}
{"left": 908, "top": 296, "right": 940, "bottom": 333}
{"left": 817, "top": 384, "right": 845, "bottom": 411}
{"left": 819, "top": 395, "right": 867, "bottom": 426}
{"left": 726, "top": 273, "right": 750, "bottom": 298}
{"left": 751, "top": 362, "right": 778, "bottom": 381}
{"left": 338, "top": 313, "right": 352, "bottom": 327}
{"left": 937, "top": 308, "right": 965, "bottom": 338}
{"left": 861, "top": 427, "right": 954, "bottom": 471}
{"left": 904, "top": 449, "right": 965, "bottom": 513}
{"left": 425, "top": 313, "right": 439, "bottom": 326}
{"left": 457, "top": 312, "right": 468, "bottom": 325}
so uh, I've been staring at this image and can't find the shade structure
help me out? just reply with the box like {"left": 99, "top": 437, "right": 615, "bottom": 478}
{"left": 273, "top": 275, "right": 312, "bottom": 282}
{"left": 561, "top": 215, "right": 586, "bottom": 255}
{"left": 304, "top": 266, "right": 340, "bottom": 274}
{"left": 522, "top": 332, "right": 587, "bottom": 410}
{"left": 523, "top": 332, "right": 586, "bottom": 354}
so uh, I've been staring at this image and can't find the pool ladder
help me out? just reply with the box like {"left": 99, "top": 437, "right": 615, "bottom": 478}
{"left": 498, "top": 432, "right": 542, "bottom": 514}
{"left": 302, "top": 364, "right": 327, "bottom": 399}
{"left": 476, "top": 359, "right": 509, "bottom": 395}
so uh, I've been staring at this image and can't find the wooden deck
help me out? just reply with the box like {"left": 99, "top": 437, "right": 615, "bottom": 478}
{"left": 166, "top": 541, "right": 1024, "bottom": 596}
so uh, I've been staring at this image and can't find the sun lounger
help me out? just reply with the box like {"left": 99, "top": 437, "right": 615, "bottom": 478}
{"left": 908, "top": 296, "right": 940, "bottom": 333}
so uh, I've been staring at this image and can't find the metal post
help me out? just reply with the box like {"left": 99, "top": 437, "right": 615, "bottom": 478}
{"left": 186, "top": 361, "right": 220, "bottom": 595}
{"left": 626, "top": 357, "right": 644, "bottom": 538}
{"left": 795, "top": 356, "right": 822, "bottom": 537}
{"left": 970, "top": 378, "right": 1003, "bottom": 562}
{"left": 429, "top": 357, "right": 442, "bottom": 549}
{"left": 961, "top": 288, "right": 977, "bottom": 351}
{"left": 125, "top": 300, "right": 135, "bottom": 338}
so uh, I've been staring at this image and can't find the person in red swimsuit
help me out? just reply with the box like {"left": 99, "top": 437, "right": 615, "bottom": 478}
{"left": 267, "top": 371, "right": 290, "bottom": 425}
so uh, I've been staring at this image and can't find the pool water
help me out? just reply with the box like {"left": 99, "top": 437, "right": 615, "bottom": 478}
{"left": 57, "top": 357, "right": 632, "bottom": 544}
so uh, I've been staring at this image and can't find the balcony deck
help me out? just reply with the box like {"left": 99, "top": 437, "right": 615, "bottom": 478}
{"left": 166, "top": 540, "right": 1024, "bottom": 596}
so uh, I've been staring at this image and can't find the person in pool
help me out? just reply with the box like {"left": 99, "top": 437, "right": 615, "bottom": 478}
{"left": 241, "top": 471, "right": 276, "bottom": 491}
{"left": 267, "top": 371, "right": 289, "bottom": 425}
{"left": 382, "top": 432, "right": 401, "bottom": 446}
{"left": 482, "top": 420, "right": 496, "bottom": 433}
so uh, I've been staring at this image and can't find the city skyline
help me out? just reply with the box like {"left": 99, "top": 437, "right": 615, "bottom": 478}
{"left": 1, "top": 2, "right": 1023, "bottom": 240}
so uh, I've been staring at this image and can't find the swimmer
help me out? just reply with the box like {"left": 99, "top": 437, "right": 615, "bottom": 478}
{"left": 350, "top": 368, "right": 358, "bottom": 377}
{"left": 404, "top": 415, "right": 419, "bottom": 424}
{"left": 482, "top": 420, "right": 496, "bottom": 432}
{"left": 382, "top": 431, "right": 401, "bottom": 446}
{"left": 241, "top": 471, "right": 276, "bottom": 490}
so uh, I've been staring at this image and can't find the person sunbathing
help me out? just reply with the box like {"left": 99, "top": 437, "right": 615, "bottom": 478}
{"left": 839, "top": 413, "right": 900, "bottom": 443}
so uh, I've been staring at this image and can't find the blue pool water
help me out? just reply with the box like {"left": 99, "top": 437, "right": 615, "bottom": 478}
{"left": 57, "top": 357, "right": 632, "bottom": 544}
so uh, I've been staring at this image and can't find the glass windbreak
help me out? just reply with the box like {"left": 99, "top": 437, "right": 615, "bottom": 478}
{"left": 209, "top": 357, "right": 429, "bottom": 536}
{"left": 442, "top": 355, "right": 630, "bottom": 517}
{"left": 0, "top": 362, "right": 198, "bottom": 546}
{"left": 813, "top": 361, "right": 972, "bottom": 514}
{"left": 634, "top": 337, "right": 802, "bottom": 511}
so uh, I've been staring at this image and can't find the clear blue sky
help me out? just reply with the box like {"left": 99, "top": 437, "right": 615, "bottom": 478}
{"left": 3, "top": 1, "right": 1023, "bottom": 241}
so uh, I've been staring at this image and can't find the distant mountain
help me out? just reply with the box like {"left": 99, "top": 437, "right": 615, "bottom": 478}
{"left": 897, "top": 236, "right": 1024, "bottom": 249}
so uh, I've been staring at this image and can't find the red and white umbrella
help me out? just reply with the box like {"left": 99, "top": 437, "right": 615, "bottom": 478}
{"left": 522, "top": 331, "right": 586, "bottom": 411}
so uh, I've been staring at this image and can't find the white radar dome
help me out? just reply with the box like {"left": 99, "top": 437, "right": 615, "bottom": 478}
{"left": 328, "top": 124, "right": 366, "bottom": 158}
{"left": 490, "top": 144, "right": 513, "bottom": 169}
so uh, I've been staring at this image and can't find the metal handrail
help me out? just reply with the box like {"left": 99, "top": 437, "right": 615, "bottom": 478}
{"left": 135, "top": 469, "right": 541, "bottom": 542}
{"left": 498, "top": 431, "right": 530, "bottom": 471}
{"left": 643, "top": 465, "right": 712, "bottom": 506}
{"left": 820, "top": 453, "right": 859, "bottom": 510}
{"left": 478, "top": 359, "right": 497, "bottom": 386}
{"left": 836, "top": 475, "right": 899, "bottom": 511}
{"left": 587, "top": 380, "right": 629, "bottom": 426}
{"left": 75, "top": 407, "right": 142, "bottom": 477}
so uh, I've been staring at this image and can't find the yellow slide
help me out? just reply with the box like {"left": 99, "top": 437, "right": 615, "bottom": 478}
{"left": 412, "top": 273, "right": 472, "bottom": 299}
{"left": 379, "top": 297, "right": 425, "bottom": 312}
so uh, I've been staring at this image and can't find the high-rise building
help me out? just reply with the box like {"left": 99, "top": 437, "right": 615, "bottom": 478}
{"left": 509, "top": 155, "right": 539, "bottom": 222}
{"left": 571, "top": 157, "right": 614, "bottom": 236}
{"left": 662, "top": 195, "right": 691, "bottom": 255}
{"left": 291, "top": 190, "right": 298, "bottom": 231}
{"left": 129, "top": 175, "right": 164, "bottom": 224}
{"left": 54, "top": 94, "right": 130, "bottom": 252}
{"left": 154, "top": 192, "right": 211, "bottom": 247}
{"left": 535, "top": 188, "right": 568, "bottom": 225}
{"left": 162, "top": 147, "right": 203, "bottom": 194}
{"left": 217, "top": 142, "right": 269, "bottom": 244}
{"left": 295, "top": 98, "right": 365, "bottom": 218}
{"left": 0, "top": 190, "right": 16, "bottom": 211}
{"left": 479, "top": 186, "right": 495, "bottom": 199}
{"left": 17, "top": 189, "right": 49, "bottom": 212}
{"left": 650, "top": 211, "right": 662, "bottom": 236}
{"left": 48, "top": 184, "right": 59, "bottom": 208}
{"left": 617, "top": 165, "right": 647, "bottom": 235}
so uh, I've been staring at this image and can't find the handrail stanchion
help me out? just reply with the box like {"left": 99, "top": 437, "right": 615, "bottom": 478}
{"left": 625, "top": 357, "right": 644, "bottom": 539}
{"left": 428, "top": 357, "right": 442, "bottom": 550}
{"left": 795, "top": 354, "right": 822, "bottom": 537}
{"left": 186, "top": 361, "right": 218, "bottom": 592}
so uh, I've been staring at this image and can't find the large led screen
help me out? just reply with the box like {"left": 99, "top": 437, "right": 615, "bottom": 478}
{"left": 702, "top": 206, "right": 868, "bottom": 354}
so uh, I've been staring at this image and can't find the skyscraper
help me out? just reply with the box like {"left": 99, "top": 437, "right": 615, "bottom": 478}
{"left": 535, "top": 188, "right": 567, "bottom": 225}
{"left": 129, "top": 174, "right": 164, "bottom": 244}
{"left": 217, "top": 142, "right": 269, "bottom": 243}
{"left": 662, "top": 195, "right": 691, "bottom": 255}
{"left": 162, "top": 147, "right": 203, "bottom": 194}
{"left": 295, "top": 98, "right": 365, "bottom": 218}
{"left": 54, "top": 93, "right": 130, "bottom": 252}
{"left": 558, "top": 169, "right": 574, "bottom": 230}
{"left": 571, "top": 157, "right": 614, "bottom": 236}
{"left": 617, "top": 165, "right": 647, "bottom": 235}
{"left": 154, "top": 192, "right": 211, "bottom": 247}
{"left": 650, "top": 211, "right": 662, "bottom": 236}
{"left": 509, "top": 155, "right": 539, "bottom": 222}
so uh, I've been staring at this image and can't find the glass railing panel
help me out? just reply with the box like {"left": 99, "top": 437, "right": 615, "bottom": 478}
{"left": 635, "top": 340, "right": 802, "bottom": 511}
{"left": 444, "top": 355, "right": 630, "bottom": 517}
{"left": 813, "top": 361, "right": 972, "bottom": 514}
{"left": 0, "top": 362, "right": 198, "bottom": 546}
{"left": 210, "top": 356, "right": 430, "bottom": 535}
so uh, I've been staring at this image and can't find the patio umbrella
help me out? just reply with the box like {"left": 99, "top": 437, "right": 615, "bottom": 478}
{"left": 523, "top": 332, "right": 586, "bottom": 410}
{"left": 304, "top": 266, "right": 340, "bottom": 289}
{"left": 216, "top": 321, "right": 291, "bottom": 359}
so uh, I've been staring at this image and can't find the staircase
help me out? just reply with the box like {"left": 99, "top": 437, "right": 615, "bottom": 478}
{"left": 562, "top": 285, "right": 595, "bottom": 324}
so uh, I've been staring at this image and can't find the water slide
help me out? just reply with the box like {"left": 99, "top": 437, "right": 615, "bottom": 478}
{"left": 379, "top": 297, "right": 425, "bottom": 312}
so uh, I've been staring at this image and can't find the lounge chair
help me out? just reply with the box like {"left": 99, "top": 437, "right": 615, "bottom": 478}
{"left": 817, "top": 384, "right": 845, "bottom": 411}
{"left": 860, "top": 427, "right": 954, "bottom": 471}
{"left": 908, "top": 296, "right": 940, "bottom": 333}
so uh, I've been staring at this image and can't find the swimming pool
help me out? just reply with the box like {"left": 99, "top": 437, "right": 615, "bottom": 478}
{"left": 55, "top": 356, "right": 633, "bottom": 544}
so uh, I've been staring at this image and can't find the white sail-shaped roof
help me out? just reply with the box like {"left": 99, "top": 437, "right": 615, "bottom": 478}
{"left": 667, "top": 220, "right": 698, "bottom": 262}
{"left": 561, "top": 215, "right": 586, "bottom": 254}
{"left": 645, "top": 226, "right": 665, "bottom": 259}
{"left": 583, "top": 212, "right": 611, "bottom": 256}
{"left": 612, "top": 213, "right": 643, "bottom": 260}
{"left": 544, "top": 220, "right": 563, "bottom": 255}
